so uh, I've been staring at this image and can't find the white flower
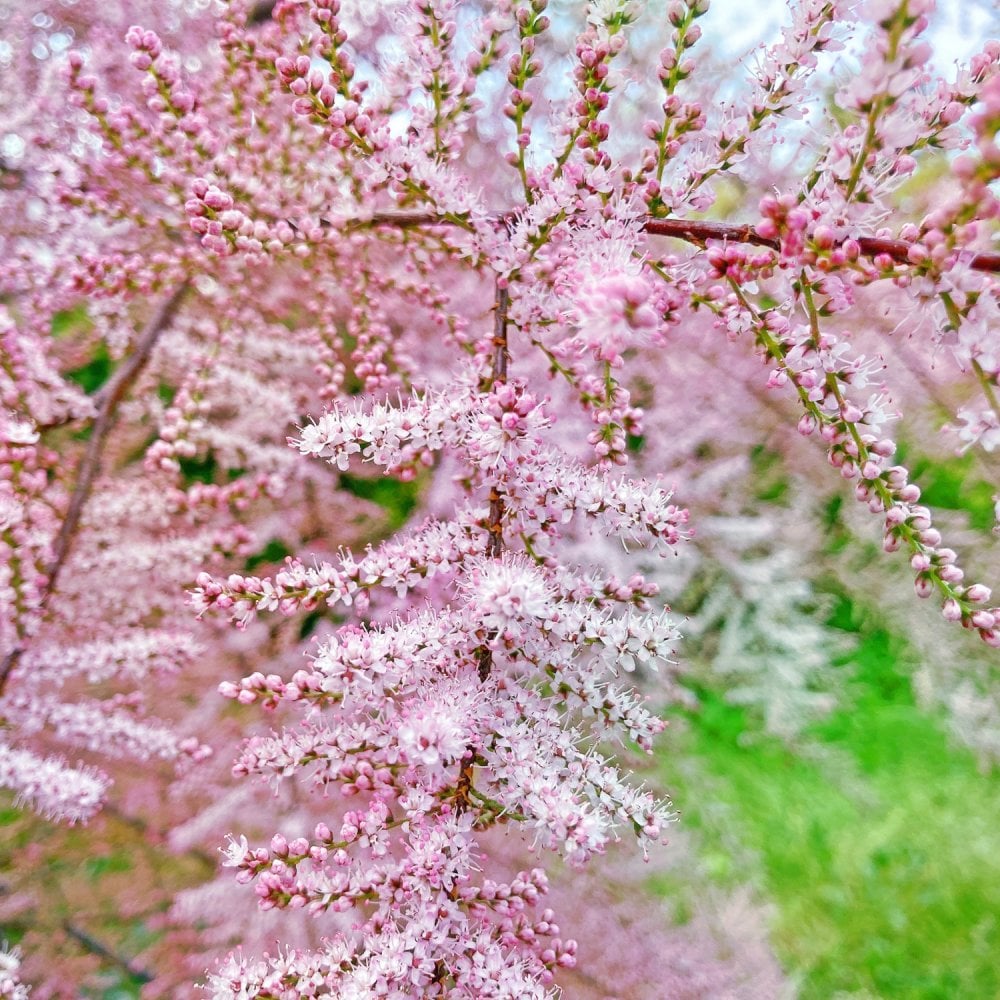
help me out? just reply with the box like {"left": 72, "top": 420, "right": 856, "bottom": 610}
{"left": 953, "top": 407, "right": 1000, "bottom": 453}
{"left": 221, "top": 834, "right": 250, "bottom": 867}
{"left": 1, "top": 418, "right": 38, "bottom": 446}
{"left": 468, "top": 555, "right": 554, "bottom": 627}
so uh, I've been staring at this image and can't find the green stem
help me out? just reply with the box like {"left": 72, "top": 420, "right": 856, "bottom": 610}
{"left": 843, "top": 1, "right": 908, "bottom": 201}
{"left": 972, "top": 359, "right": 1000, "bottom": 415}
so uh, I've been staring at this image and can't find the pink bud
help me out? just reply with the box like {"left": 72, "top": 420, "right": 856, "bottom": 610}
{"left": 971, "top": 610, "right": 996, "bottom": 629}
{"left": 812, "top": 225, "right": 835, "bottom": 249}
{"left": 941, "top": 599, "right": 962, "bottom": 622}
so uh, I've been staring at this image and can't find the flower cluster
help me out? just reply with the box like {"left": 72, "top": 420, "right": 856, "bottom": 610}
{"left": 0, "top": 946, "right": 29, "bottom": 1000}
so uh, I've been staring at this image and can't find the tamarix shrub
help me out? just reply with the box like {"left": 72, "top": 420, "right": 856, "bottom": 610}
{"left": 0, "top": 0, "right": 997, "bottom": 995}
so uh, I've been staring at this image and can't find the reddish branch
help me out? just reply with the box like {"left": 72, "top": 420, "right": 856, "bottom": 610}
{"left": 479, "top": 281, "right": 510, "bottom": 681}
{"left": 0, "top": 283, "right": 189, "bottom": 694}
{"left": 458, "top": 279, "right": 510, "bottom": 814}
{"left": 484, "top": 283, "right": 510, "bottom": 566}
{"left": 643, "top": 217, "right": 1000, "bottom": 272}
{"left": 358, "top": 212, "right": 1000, "bottom": 273}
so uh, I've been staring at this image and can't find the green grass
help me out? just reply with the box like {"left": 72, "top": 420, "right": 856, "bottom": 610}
{"left": 66, "top": 344, "right": 113, "bottom": 394}
{"left": 339, "top": 471, "right": 422, "bottom": 532}
{"left": 657, "top": 600, "right": 1000, "bottom": 999}
{"left": 51, "top": 305, "right": 92, "bottom": 339}
{"left": 897, "top": 444, "right": 997, "bottom": 533}
{"left": 244, "top": 537, "right": 293, "bottom": 571}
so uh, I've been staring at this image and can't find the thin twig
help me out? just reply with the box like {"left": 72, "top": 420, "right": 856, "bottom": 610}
{"left": 351, "top": 211, "right": 466, "bottom": 230}
{"left": 484, "top": 282, "right": 510, "bottom": 573}
{"left": 643, "top": 217, "right": 770, "bottom": 249}
{"left": 0, "top": 283, "right": 189, "bottom": 694}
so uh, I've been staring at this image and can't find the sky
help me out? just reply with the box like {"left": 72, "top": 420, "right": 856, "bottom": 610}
{"left": 699, "top": 0, "right": 998, "bottom": 70}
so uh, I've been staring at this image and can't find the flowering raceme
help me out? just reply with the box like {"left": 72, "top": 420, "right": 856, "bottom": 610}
{"left": 0, "top": 0, "right": 998, "bottom": 994}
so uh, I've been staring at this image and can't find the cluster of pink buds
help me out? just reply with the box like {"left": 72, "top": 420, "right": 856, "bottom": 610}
{"left": 65, "top": 51, "right": 101, "bottom": 112}
{"left": 124, "top": 25, "right": 162, "bottom": 71}
{"left": 565, "top": 14, "right": 630, "bottom": 171}
{"left": 757, "top": 193, "right": 858, "bottom": 268}
{"left": 502, "top": 0, "right": 548, "bottom": 175}
{"left": 126, "top": 23, "right": 205, "bottom": 145}
{"left": 276, "top": 56, "right": 340, "bottom": 119}
{"left": 705, "top": 243, "right": 777, "bottom": 284}
{"left": 168, "top": 473, "right": 286, "bottom": 517}
{"left": 634, "top": 0, "right": 709, "bottom": 213}
{"left": 145, "top": 365, "right": 213, "bottom": 473}
{"left": 0, "top": 418, "right": 58, "bottom": 645}
{"left": 274, "top": 29, "right": 374, "bottom": 153}
{"left": 185, "top": 178, "right": 267, "bottom": 255}
{"left": 575, "top": 376, "right": 642, "bottom": 466}
{"left": 218, "top": 665, "right": 329, "bottom": 709}
{"left": 308, "top": 0, "right": 357, "bottom": 91}
{"left": 463, "top": 871, "right": 578, "bottom": 970}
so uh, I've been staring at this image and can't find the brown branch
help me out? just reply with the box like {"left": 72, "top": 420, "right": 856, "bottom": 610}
{"left": 248, "top": 0, "right": 277, "bottom": 24}
{"left": 645, "top": 217, "right": 1000, "bottom": 273}
{"left": 854, "top": 235, "right": 999, "bottom": 274}
{"left": 63, "top": 921, "right": 153, "bottom": 984}
{"left": 481, "top": 280, "right": 509, "bottom": 641}
{"left": 491, "top": 284, "right": 511, "bottom": 386}
{"left": 481, "top": 282, "right": 511, "bottom": 592}
{"left": 354, "top": 212, "right": 1000, "bottom": 273}
{"left": 354, "top": 211, "right": 463, "bottom": 230}
{"left": 0, "top": 283, "right": 189, "bottom": 694}
{"left": 50, "top": 282, "right": 189, "bottom": 593}
{"left": 456, "top": 279, "right": 510, "bottom": 814}
{"left": 53, "top": 282, "right": 190, "bottom": 595}
{"left": 643, "top": 217, "right": 772, "bottom": 249}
